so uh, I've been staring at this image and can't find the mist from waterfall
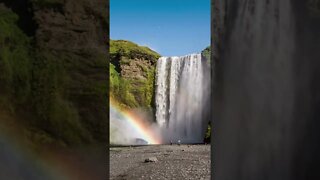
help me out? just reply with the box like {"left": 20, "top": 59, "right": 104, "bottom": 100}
{"left": 155, "top": 54, "right": 211, "bottom": 144}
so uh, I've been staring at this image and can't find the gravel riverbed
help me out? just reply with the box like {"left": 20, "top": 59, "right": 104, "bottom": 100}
{"left": 110, "top": 145, "right": 211, "bottom": 180}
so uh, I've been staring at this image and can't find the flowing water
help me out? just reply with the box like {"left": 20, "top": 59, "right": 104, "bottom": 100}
{"left": 155, "top": 54, "right": 211, "bottom": 143}
{"left": 214, "top": 0, "right": 296, "bottom": 178}
{"left": 212, "top": 0, "right": 320, "bottom": 179}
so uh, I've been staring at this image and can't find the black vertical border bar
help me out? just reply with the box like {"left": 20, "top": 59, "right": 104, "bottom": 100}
{"left": 106, "top": 0, "right": 110, "bottom": 179}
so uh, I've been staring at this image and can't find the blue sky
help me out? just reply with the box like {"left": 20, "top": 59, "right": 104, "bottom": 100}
{"left": 110, "top": 0, "right": 210, "bottom": 56}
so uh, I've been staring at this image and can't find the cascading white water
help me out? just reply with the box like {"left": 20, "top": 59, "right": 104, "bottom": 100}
{"left": 155, "top": 57, "right": 169, "bottom": 127}
{"left": 155, "top": 54, "right": 210, "bottom": 143}
{"left": 213, "top": 0, "right": 298, "bottom": 179}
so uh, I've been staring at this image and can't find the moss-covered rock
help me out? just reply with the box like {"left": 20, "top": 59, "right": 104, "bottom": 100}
{"left": 201, "top": 46, "right": 211, "bottom": 65}
{"left": 0, "top": 5, "right": 32, "bottom": 107}
{"left": 110, "top": 40, "right": 160, "bottom": 64}
{"left": 110, "top": 40, "right": 160, "bottom": 110}
{"left": 0, "top": 0, "right": 108, "bottom": 147}
{"left": 204, "top": 122, "right": 211, "bottom": 143}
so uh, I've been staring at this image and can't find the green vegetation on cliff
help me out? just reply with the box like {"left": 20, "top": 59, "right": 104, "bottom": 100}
{"left": 0, "top": 1, "right": 107, "bottom": 147}
{"left": 201, "top": 46, "right": 211, "bottom": 142}
{"left": 201, "top": 46, "right": 211, "bottom": 64}
{"left": 110, "top": 40, "right": 160, "bottom": 63}
{"left": 0, "top": 6, "right": 32, "bottom": 108}
{"left": 110, "top": 63, "right": 137, "bottom": 107}
{"left": 204, "top": 122, "right": 211, "bottom": 143}
{"left": 110, "top": 40, "right": 160, "bottom": 110}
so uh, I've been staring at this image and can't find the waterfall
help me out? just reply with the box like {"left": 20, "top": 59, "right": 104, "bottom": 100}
{"left": 213, "top": 0, "right": 299, "bottom": 179}
{"left": 155, "top": 54, "right": 210, "bottom": 143}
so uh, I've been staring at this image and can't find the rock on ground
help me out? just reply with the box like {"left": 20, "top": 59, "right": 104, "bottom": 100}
{"left": 145, "top": 157, "right": 158, "bottom": 163}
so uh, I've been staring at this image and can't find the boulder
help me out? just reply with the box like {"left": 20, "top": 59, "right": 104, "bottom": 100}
{"left": 144, "top": 157, "right": 158, "bottom": 163}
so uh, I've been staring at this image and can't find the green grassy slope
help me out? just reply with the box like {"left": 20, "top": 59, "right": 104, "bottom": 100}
{"left": 110, "top": 40, "right": 160, "bottom": 110}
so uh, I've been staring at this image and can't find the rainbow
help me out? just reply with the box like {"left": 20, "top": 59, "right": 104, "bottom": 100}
{"left": 110, "top": 98, "right": 162, "bottom": 145}
{"left": 0, "top": 130, "right": 104, "bottom": 180}
{"left": 0, "top": 108, "right": 107, "bottom": 179}
{"left": 0, "top": 98, "right": 162, "bottom": 179}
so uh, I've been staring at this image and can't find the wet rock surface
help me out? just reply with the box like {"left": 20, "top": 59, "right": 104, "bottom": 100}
{"left": 110, "top": 145, "right": 210, "bottom": 180}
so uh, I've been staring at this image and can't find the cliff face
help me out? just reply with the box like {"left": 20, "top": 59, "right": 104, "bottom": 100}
{"left": 32, "top": 0, "right": 108, "bottom": 144}
{"left": 33, "top": 0, "right": 107, "bottom": 51}
{"left": 110, "top": 40, "right": 160, "bottom": 110}
{"left": 0, "top": 0, "right": 108, "bottom": 146}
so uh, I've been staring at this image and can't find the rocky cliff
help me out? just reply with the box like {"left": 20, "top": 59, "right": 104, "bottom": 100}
{"left": 0, "top": 0, "right": 108, "bottom": 147}
{"left": 110, "top": 40, "right": 160, "bottom": 110}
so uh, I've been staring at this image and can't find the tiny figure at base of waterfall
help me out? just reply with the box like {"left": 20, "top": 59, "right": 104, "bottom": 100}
{"left": 178, "top": 140, "right": 181, "bottom": 145}
{"left": 170, "top": 140, "right": 173, "bottom": 145}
